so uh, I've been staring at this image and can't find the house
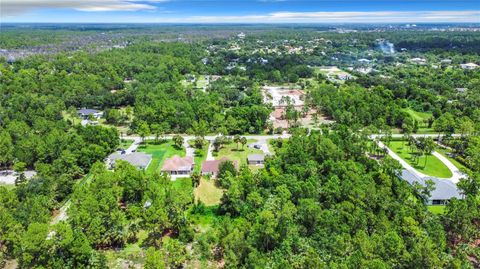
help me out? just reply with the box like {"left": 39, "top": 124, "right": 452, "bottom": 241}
{"left": 410, "top": 58, "right": 427, "bottom": 65}
{"left": 201, "top": 157, "right": 238, "bottom": 178}
{"left": 247, "top": 154, "right": 265, "bottom": 165}
{"left": 107, "top": 152, "right": 152, "bottom": 170}
{"left": 161, "top": 155, "right": 194, "bottom": 176}
{"left": 456, "top": 88, "right": 467, "bottom": 94}
{"left": 400, "top": 170, "right": 462, "bottom": 205}
{"left": 460, "top": 63, "right": 479, "bottom": 70}
{"left": 77, "top": 108, "right": 102, "bottom": 120}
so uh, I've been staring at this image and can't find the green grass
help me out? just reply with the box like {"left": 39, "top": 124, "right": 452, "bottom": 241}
{"left": 137, "top": 140, "right": 185, "bottom": 174}
{"left": 189, "top": 140, "right": 209, "bottom": 172}
{"left": 401, "top": 108, "right": 434, "bottom": 133}
{"left": 172, "top": 177, "right": 192, "bottom": 191}
{"left": 194, "top": 178, "right": 223, "bottom": 206}
{"left": 118, "top": 139, "right": 133, "bottom": 150}
{"left": 214, "top": 139, "right": 263, "bottom": 166}
{"left": 428, "top": 205, "right": 446, "bottom": 215}
{"left": 388, "top": 141, "right": 452, "bottom": 178}
{"left": 402, "top": 108, "right": 432, "bottom": 122}
{"left": 435, "top": 147, "right": 469, "bottom": 172}
{"left": 189, "top": 205, "right": 222, "bottom": 230}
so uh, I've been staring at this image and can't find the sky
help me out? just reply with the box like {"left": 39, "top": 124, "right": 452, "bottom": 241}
{"left": 1, "top": 0, "right": 479, "bottom": 23}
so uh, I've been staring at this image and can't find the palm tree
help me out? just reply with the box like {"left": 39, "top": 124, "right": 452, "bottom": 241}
{"left": 240, "top": 137, "right": 247, "bottom": 150}
{"left": 233, "top": 135, "right": 241, "bottom": 150}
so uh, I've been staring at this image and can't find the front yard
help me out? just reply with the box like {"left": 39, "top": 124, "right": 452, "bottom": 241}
{"left": 137, "top": 140, "right": 185, "bottom": 174}
{"left": 214, "top": 139, "right": 263, "bottom": 166}
{"left": 388, "top": 141, "right": 452, "bottom": 178}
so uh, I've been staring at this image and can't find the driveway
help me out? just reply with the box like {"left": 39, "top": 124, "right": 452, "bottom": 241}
{"left": 377, "top": 141, "right": 466, "bottom": 184}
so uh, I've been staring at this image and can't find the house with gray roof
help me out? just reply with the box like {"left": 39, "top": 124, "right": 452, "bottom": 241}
{"left": 107, "top": 152, "right": 152, "bottom": 170}
{"left": 400, "top": 169, "right": 462, "bottom": 205}
{"left": 77, "top": 108, "right": 103, "bottom": 120}
{"left": 247, "top": 154, "right": 265, "bottom": 165}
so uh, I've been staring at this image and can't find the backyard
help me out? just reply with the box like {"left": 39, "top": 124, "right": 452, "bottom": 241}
{"left": 137, "top": 140, "right": 185, "bottom": 174}
{"left": 388, "top": 141, "right": 452, "bottom": 178}
{"left": 194, "top": 178, "right": 223, "bottom": 206}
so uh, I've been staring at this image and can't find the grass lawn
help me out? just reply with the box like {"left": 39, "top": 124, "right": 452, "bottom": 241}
{"left": 189, "top": 140, "right": 209, "bottom": 172}
{"left": 172, "top": 177, "right": 193, "bottom": 192}
{"left": 137, "top": 140, "right": 185, "bottom": 174}
{"left": 435, "top": 147, "right": 469, "bottom": 172}
{"left": 118, "top": 139, "right": 133, "bottom": 150}
{"left": 402, "top": 108, "right": 432, "bottom": 122}
{"left": 388, "top": 141, "right": 452, "bottom": 178}
{"left": 428, "top": 205, "right": 446, "bottom": 215}
{"left": 194, "top": 178, "right": 223, "bottom": 206}
{"left": 214, "top": 139, "right": 263, "bottom": 166}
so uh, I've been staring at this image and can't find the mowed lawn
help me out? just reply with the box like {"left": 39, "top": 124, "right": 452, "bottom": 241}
{"left": 214, "top": 139, "right": 263, "bottom": 166}
{"left": 401, "top": 108, "right": 434, "bottom": 133}
{"left": 388, "top": 141, "right": 452, "bottom": 178}
{"left": 189, "top": 140, "right": 209, "bottom": 172}
{"left": 137, "top": 140, "right": 185, "bottom": 174}
{"left": 194, "top": 178, "right": 223, "bottom": 206}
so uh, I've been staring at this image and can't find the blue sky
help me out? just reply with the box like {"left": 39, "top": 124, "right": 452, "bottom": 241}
{"left": 2, "top": 0, "right": 479, "bottom": 23}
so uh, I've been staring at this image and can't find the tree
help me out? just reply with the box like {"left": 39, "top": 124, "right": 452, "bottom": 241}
{"left": 233, "top": 135, "right": 241, "bottom": 150}
{"left": 138, "top": 122, "right": 151, "bottom": 144}
{"left": 240, "top": 137, "right": 247, "bottom": 150}
{"left": 218, "top": 160, "right": 237, "bottom": 180}
{"left": 422, "top": 137, "right": 436, "bottom": 167}
{"left": 191, "top": 171, "right": 201, "bottom": 187}
{"left": 0, "top": 131, "right": 13, "bottom": 170}
{"left": 150, "top": 123, "right": 163, "bottom": 143}
{"left": 173, "top": 135, "right": 184, "bottom": 149}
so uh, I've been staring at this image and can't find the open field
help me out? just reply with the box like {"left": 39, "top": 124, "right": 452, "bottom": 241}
{"left": 388, "top": 141, "right": 452, "bottom": 178}
{"left": 137, "top": 140, "right": 185, "bottom": 174}
{"left": 214, "top": 139, "right": 263, "bottom": 166}
{"left": 194, "top": 178, "right": 223, "bottom": 206}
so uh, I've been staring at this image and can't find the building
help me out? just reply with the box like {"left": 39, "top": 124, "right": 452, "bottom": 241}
{"left": 460, "top": 63, "right": 479, "bottom": 70}
{"left": 400, "top": 170, "right": 462, "bottom": 205}
{"left": 77, "top": 108, "right": 102, "bottom": 120}
{"left": 201, "top": 157, "right": 237, "bottom": 178}
{"left": 247, "top": 154, "right": 265, "bottom": 165}
{"left": 107, "top": 152, "right": 152, "bottom": 170}
{"left": 410, "top": 58, "right": 427, "bottom": 65}
{"left": 161, "top": 155, "right": 194, "bottom": 176}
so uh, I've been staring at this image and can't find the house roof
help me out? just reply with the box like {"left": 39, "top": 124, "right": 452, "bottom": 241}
{"left": 109, "top": 152, "right": 152, "bottom": 168}
{"left": 247, "top": 154, "right": 265, "bottom": 162}
{"left": 201, "top": 157, "right": 237, "bottom": 174}
{"left": 400, "top": 169, "right": 462, "bottom": 201}
{"left": 78, "top": 108, "right": 101, "bottom": 115}
{"left": 161, "top": 155, "right": 194, "bottom": 172}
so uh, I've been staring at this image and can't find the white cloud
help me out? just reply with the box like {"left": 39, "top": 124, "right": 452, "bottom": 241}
{"left": 1, "top": 0, "right": 167, "bottom": 16}
{"left": 175, "top": 10, "right": 480, "bottom": 23}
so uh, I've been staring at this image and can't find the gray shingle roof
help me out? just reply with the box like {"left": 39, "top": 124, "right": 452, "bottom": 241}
{"left": 77, "top": 109, "right": 100, "bottom": 115}
{"left": 400, "top": 169, "right": 462, "bottom": 200}
{"left": 108, "top": 152, "right": 152, "bottom": 169}
{"left": 247, "top": 154, "right": 265, "bottom": 162}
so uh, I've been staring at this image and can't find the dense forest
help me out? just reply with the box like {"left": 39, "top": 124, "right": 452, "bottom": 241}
{"left": 1, "top": 25, "right": 479, "bottom": 268}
